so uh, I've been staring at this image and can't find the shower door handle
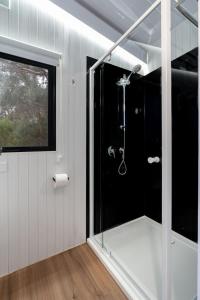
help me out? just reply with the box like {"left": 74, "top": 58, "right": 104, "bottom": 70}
{"left": 147, "top": 157, "right": 160, "bottom": 164}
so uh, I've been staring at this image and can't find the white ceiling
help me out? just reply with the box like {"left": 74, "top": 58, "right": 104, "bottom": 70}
{"left": 50, "top": 0, "right": 198, "bottom": 62}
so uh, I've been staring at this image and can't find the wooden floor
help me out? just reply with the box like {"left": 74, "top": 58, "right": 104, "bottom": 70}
{"left": 0, "top": 244, "right": 127, "bottom": 300}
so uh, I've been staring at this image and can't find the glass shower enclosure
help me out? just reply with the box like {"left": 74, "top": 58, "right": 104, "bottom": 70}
{"left": 88, "top": 1, "right": 199, "bottom": 299}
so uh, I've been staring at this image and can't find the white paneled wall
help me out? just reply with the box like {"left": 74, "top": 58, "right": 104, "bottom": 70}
{"left": 0, "top": 0, "right": 136, "bottom": 277}
{"left": 148, "top": 14, "right": 198, "bottom": 73}
{"left": 171, "top": 15, "right": 198, "bottom": 61}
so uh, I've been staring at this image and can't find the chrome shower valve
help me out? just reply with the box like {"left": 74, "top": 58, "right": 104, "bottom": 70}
{"left": 108, "top": 146, "right": 116, "bottom": 159}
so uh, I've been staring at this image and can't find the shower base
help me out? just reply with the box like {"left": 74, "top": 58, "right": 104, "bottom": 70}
{"left": 88, "top": 216, "right": 197, "bottom": 300}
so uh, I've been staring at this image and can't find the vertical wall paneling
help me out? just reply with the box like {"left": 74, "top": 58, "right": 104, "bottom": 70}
{"left": 38, "top": 152, "right": 48, "bottom": 261}
{"left": 8, "top": 154, "right": 19, "bottom": 273}
{"left": 149, "top": 16, "right": 198, "bottom": 72}
{"left": 18, "top": 0, "right": 38, "bottom": 44}
{"left": 71, "top": 28, "right": 85, "bottom": 245}
{"left": 0, "top": 4, "right": 8, "bottom": 37}
{"left": 79, "top": 35, "right": 88, "bottom": 244}
{"left": 55, "top": 21, "right": 65, "bottom": 253}
{"left": 0, "top": 154, "right": 8, "bottom": 277}
{"left": 18, "top": 153, "right": 29, "bottom": 269}
{"left": 55, "top": 187, "right": 64, "bottom": 253}
{"left": 63, "top": 24, "right": 74, "bottom": 250}
{"left": 37, "top": 6, "right": 55, "bottom": 50}
{"left": 46, "top": 152, "right": 56, "bottom": 257}
{"left": 28, "top": 153, "right": 39, "bottom": 265}
{"left": 67, "top": 27, "right": 77, "bottom": 246}
{"left": 0, "top": 0, "right": 195, "bottom": 276}
{"left": 8, "top": 0, "right": 19, "bottom": 39}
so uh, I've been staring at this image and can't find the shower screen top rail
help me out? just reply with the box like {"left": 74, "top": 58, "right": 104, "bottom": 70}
{"left": 89, "top": 0, "right": 161, "bottom": 72}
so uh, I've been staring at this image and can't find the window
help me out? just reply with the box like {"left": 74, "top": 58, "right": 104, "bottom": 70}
{"left": 0, "top": 52, "right": 56, "bottom": 152}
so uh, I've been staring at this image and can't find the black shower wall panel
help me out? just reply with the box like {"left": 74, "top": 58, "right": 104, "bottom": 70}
{"left": 142, "top": 49, "right": 198, "bottom": 242}
{"left": 87, "top": 47, "right": 198, "bottom": 242}
{"left": 87, "top": 57, "right": 145, "bottom": 234}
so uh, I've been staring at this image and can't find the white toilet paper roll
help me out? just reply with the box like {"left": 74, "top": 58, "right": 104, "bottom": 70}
{"left": 53, "top": 174, "right": 69, "bottom": 188}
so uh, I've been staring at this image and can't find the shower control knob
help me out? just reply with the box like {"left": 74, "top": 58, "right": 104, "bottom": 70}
{"left": 108, "top": 146, "right": 115, "bottom": 159}
{"left": 147, "top": 157, "right": 160, "bottom": 164}
{"left": 119, "top": 147, "right": 125, "bottom": 154}
{"left": 154, "top": 156, "right": 160, "bottom": 163}
{"left": 148, "top": 157, "right": 153, "bottom": 164}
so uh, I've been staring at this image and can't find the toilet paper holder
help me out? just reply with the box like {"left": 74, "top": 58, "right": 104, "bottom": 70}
{"left": 52, "top": 174, "right": 70, "bottom": 188}
{"left": 52, "top": 175, "right": 70, "bottom": 182}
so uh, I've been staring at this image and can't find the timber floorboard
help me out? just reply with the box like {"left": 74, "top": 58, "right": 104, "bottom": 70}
{"left": 0, "top": 244, "right": 127, "bottom": 300}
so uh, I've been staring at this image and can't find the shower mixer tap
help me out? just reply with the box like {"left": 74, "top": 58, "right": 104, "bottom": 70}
{"left": 120, "top": 125, "right": 126, "bottom": 131}
{"left": 119, "top": 147, "right": 125, "bottom": 155}
{"left": 108, "top": 146, "right": 116, "bottom": 159}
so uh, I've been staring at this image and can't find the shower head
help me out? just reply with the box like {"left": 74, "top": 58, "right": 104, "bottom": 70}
{"left": 116, "top": 64, "right": 142, "bottom": 87}
{"left": 127, "top": 64, "right": 142, "bottom": 81}
{"left": 132, "top": 64, "right": 142, "bottom": 74}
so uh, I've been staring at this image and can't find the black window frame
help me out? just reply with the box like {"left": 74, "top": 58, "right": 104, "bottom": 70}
{"left": 0, "top": 51, "right": 56, "bottom": 153}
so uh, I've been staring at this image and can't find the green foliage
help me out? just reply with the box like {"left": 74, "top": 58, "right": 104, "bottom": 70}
{"left": 0, "top": 58, "right": 49, "bottom": 147}
{"left": 0, "top": 117, "right": 48, "bottom": 147}
{"left": 0, "top": 118, "right": 15, "bottom": 146}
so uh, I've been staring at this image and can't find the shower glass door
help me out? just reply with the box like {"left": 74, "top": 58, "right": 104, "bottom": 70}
{"left": 171, "top": 1, "right": 198, "bottom": 299}
{"left": 94, "top": 3, "right": 164, "bottom": 299}
{"left": 90, "top": 0, "right": 199, "bottom": 299}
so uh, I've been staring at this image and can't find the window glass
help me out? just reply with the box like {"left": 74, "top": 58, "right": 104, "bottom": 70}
{"left": 0, "top": 53, "right": 56, "bottom": 151}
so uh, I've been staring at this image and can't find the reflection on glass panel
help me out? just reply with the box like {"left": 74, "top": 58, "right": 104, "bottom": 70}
{"left": 91, "top": 4, "right": 163, "bottom": 299}
{"left": 89, "top": 0, "right": 198, "bottom": 298}
{"left": 0, "top": 0, "right": 10, "bottom": 9}
{"left": 171, "top": 0, "right": 198, "bottom": 299}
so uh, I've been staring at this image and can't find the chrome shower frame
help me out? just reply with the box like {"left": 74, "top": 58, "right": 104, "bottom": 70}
{"left": 88, "top": 0, "right": 174, "bottom": 299}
